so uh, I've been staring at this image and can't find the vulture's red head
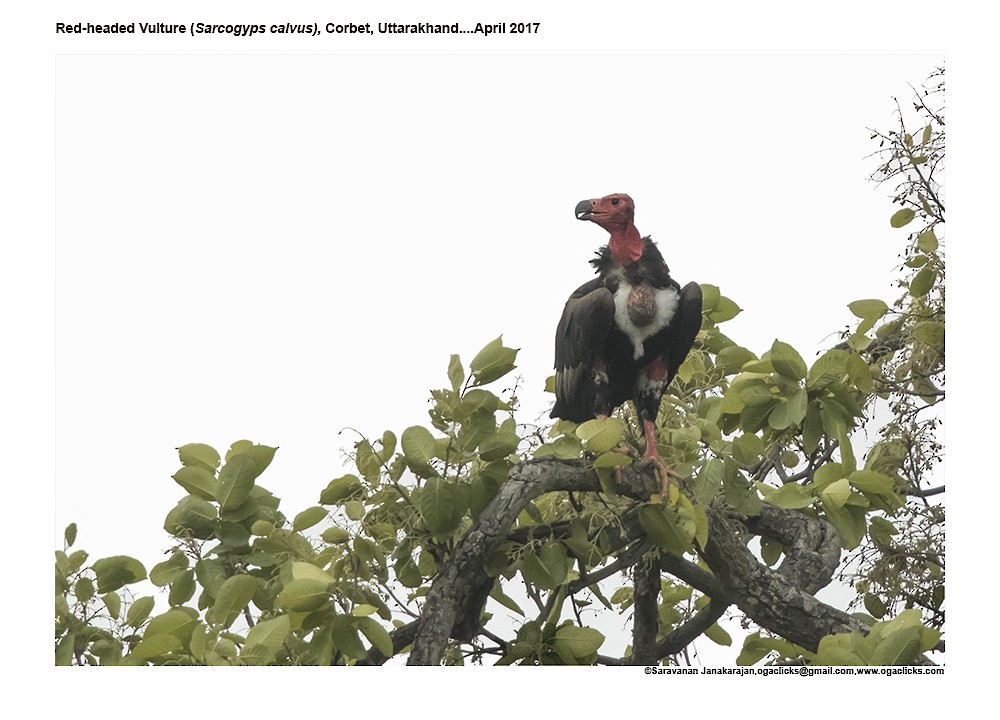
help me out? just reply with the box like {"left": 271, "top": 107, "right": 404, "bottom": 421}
{"left": 575, "top": 193, "right": 635, "bottom": 233}
{"left": 575, "top": 193, "right": 643, "bottom": 263}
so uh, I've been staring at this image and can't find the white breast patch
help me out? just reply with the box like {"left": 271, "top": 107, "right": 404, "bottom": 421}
{"left": 613, "top": 282, "right": 680, "bottom": 360}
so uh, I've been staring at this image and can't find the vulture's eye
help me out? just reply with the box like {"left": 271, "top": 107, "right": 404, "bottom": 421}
{"left": 611, "top": 198, "right": 620, "bottom": 206}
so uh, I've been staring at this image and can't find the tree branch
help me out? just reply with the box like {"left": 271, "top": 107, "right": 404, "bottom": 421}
{"left": 631, "top": 554, "right": 661, "bottom": 665}
{"left": 655, "top": 597, "right": 729, "bottom": 661}
{"left": 405, "top": 458, "right": 878, "bottom": 664}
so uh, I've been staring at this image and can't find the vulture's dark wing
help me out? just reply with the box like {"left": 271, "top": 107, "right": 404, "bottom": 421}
{"left": 551, "top": 278, "right": 616, "bottom": 422}
{"left": 666, "top": 282, "right": 703, "bottom": 383}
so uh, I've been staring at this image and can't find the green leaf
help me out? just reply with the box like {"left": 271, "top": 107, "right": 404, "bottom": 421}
{"left": 126, "top": 596, "right": 156, "bottom": 628}
{"left": 56, "top": 634, "right": 75, "bottom": 666}
{"left": 229, "top": 443, "right": 277, "bottom": 478}
{"left": 195, "top": 559, "right": 227, "bottom": 599}
{"left": 705, "top": 623, "right": 732, "bottom": 646}
{"left": 820, "top": 477, "right": 851, "bottom": 509}
{"left": 691, "top": 502, "right": 709, "bottom": 551}
{"left": 715, "top": 345, "right": 757, "bottom": 375}
{"left": 769, "top": 388, "right": 807, "bottom": 430}
{"left": 708, "top": 296, "right": 742, "bottom": 323}
{"left": 807, "top": 350, "right": 848, "bottom": 390}
{"left": 401, "top": 425, "right": 438, "bottom": 475}
{"left": 321, "top": 526, "right": 351, "bottom": 544}
{"left": 242, "top": 615, "right": 291, "bottom": 666}
{"left": 479, "top": 427, "right": 521, "bottom": 462}
{"left": 144, "top": 607, "right": 198, "bottom": 644}
{"left": 864, "top": 593, "right": 887, "bottom": 619}
{"left": 378, "top": 431, "right": 396, "bottom": 461}
{"left": 358, "top": 616, "right": 394, "bottom": 657}
{"left": 910, "top": 268, "right": 936, "bottom": 297}
{"left": 291, "top": 561, "right": 335, "bottom": 585}
{"left": 64, "top": 523, "right": 77, "bottom": 547}
{"left": 92, "top": 555, "right": 147, "bottom": 594}
{"left": 103, "top": 592, "right": 121, "bottom": 620}
{"left": 448, "top": 354, "right": 465, "bottom": 392}
{"left": 277, "top": 579, "right": 330, "bottom": 613}
{"left": 331, "top": 615, "right": 367, "bottom": 660}
{"left": 913, "top": 322, "right": 944, "bottom": 351}
{"left": 700, "top": 284, "right": 721, "bottom": 312}
{"left": 890, "top": 208, "right": 916, "bottom": 228}
{"left": 639, "top": 504, "right": 695, "bottom": 554}
{"left": 534, "top": 435, "right": 583, "bottom": 460}
{"left": 520, "top": 542, "right": 570, "bottom": 590}
{"left": 872, "top": 626, "right": 921, "bottom": 665}
{"left": 319, "top": 474, "right": 362, "bottom": 505}
{"left": 802, "top": 405, "right": 822, "bottom": 455}
{"left": 576, "top": 417, "right": 625, "bottom": 454}
{"left": 75, "top": 577, "right": 95, "bottom": 603}
{"left": 171, "top": 465, "right": 219, "bottom": 501}
{"left": 490, "top": 583, "right": 525, "bottom": 616}
{"left": 354, "top": 439, "right": 382, "bottom": 482}
{"left": 216, "top": 454, "right": 258, "bottom": 511}
{"left": 814, "top": 634, "right": 865, "bottom": 666}
{"left": 732, "top": 433, "right": 764, "bottom": 465}
{"left": 823, "top": 502, "right": 867, "bottom": 550}
{"left": 178, "top": 443, "right": 221, "bottom": 471}
{"left": 292, "top": 506, "right": 328, "bottom": 532}
{"left": 251, "top": 519, "right": 274, "bottom": 536}
{"left": 917, "top": 230, "right": 938, "bottom": 253}
{"left": 469, "top": 336, "right": 519, "bottom": 386}
{"left": 163, "top": 495, "right": 218, "bottom": 539}
{"left": 131, "top": 633, "right": 182, "bottom": 661}
{"left": 736, "top": 635, "right": 769, "bottom": 666}
{"left": 593, "top": 451, "right": 633, "bottom": 468}
{"left": 848, "top": 299, "right": 889, "bottom": 322}
{"left": 769, "top": 340, "right": 807, "bottom": 382}
{"left": 553, "top": 625, "right": 605, "bottom": 660}
{"left": 849, "top": 469, "right": 896, "bottom": 495}
{"left": 760, "top": 536, "right": 783, "bottom": 566}
{"left": 419, "top": 477, "right": 467, "bottom": 536}
{"left": 150, "top": 551, "right": 189, "bottom": 587}
{"left": 765, "top": 482, "right": 814, "bottom": 510}
{"left": 845, "top": 353, "right": 874, "bottom": 393}
{"left": 168, "top": 570, "right": 197, "bottom": 607}
{"left": 206, "top": 575, "right": 260, "bottom": 629}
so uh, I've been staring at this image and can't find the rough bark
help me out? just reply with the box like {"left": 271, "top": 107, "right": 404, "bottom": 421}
{"left": 631, "top": 554, "right": 661, "bottom": 665}
{"left": 700, "top": 505, "right": 864, "bottom": 651}
{"left": 745, "top": 503, "right": 843, "bottom": 595}
{"left": 406, "top": 458, "right": 860, "bottom": 665}
{"left": 407, "top": 459, "right": 645, "bottom": 665}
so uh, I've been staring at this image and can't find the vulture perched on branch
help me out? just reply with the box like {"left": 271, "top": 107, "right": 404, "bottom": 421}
{"left": 551, "top": 193, "right": 702, "bottom": 495}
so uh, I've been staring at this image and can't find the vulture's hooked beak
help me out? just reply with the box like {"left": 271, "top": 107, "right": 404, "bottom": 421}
{"left": 575, "top": 199, "right": 595, "bottom": 221}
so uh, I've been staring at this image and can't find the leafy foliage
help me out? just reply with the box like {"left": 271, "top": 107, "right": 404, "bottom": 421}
{"left": 55, "top": 72, "right": 944, "bottom": 667}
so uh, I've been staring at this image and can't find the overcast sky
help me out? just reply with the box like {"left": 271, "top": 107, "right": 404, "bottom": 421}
{"left": 54, "top": 52, "right": 939, "bottom": 559}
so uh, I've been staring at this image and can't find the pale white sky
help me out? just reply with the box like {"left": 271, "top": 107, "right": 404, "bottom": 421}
{"left": 54, "top": 53, "right": 939, "bottom": 559}
{"left": 5, "top": 0, "right": 990, "bottom": 708}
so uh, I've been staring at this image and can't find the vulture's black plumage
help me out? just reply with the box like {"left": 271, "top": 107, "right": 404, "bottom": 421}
{"left": 551, "top": 193, "right": 702, "bottom": 493}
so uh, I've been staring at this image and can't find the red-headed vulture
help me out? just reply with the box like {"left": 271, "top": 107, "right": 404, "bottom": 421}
{"left": 551, "top": 193, "right": 702, "bottom": 494}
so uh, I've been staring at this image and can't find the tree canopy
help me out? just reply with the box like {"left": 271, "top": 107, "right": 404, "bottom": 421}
{"left": 55, "top": 70, "right": 945, "bottom": 667}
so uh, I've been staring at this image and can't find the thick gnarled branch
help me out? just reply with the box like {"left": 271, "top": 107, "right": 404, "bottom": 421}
{"left": 406, "top": 458, "right": 855, "bottom": 665}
